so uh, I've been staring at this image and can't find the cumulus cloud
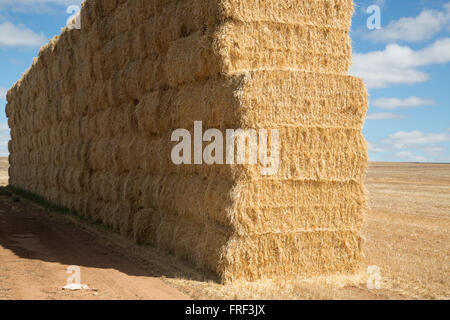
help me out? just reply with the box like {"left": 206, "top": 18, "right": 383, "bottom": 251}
{"left": 0, "top": 123, "right": 9, "bottom": 131}
{"left": 350, "top": 38, "right": 450, "bottom": 89}
{"left": 0, "top": 122, "right": 10, "bottom": 157}
{"left": 366, "top": 113, "right": 404, "bottom": 120}
{"left": 0, "top": 0, "right": 71, "bottom": 3}
{"left": 369, "top": 130, "right": 450, "bottom": 162}
{"left": 367, "top": 142, "right": 387, "bottom": 153}
{"left": 372, "top": 96, "right": 435, "bottom": 109}
{"left": 357, "top": 0, "right": 386, "bottom": 14}
{"left": 0, "top": 21, "right": 46, "bottom": 47}
{"left": 0, "top": 0, "right": 83, "bottom": 13}
{"left": 423, "top": 145, "right": 445, "bottom": 156}
{"left": 395, "top": 151, "right": 427, "bottom": 162}
{"left": 0, "top": 87, "right": 7, "bottom": 100}
{"left": 381, "top": 131, "right": 450, "bottom": 149}
{"left": 374, "top": 0, "right": 385, "bottom": 7}
{"left": 365, "top": 3, "right": 450, "bottom": 43}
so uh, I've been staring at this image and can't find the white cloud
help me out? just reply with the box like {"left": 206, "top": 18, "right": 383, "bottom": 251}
{"left": 0, "top": 0, "right": 78, "bottom": 4}
{"left": 0, "top": 122, "right": 10, "bottom": 157}
{"left": 395, "top": 151, "right": 427, "bottom": 162}
{"left": 350, "top": 38, "right": 450, "bottom": 89}
{"left": 369, "top": 130, "right": 450, "bottom": 162}
{"left": 365, "top": 3, "right": 450, "bottom": 43}
{"left": 372, "top": 96, "right": 435, "bottom": 109}
{"left": 367, "top": 142, "right": 387, "bottom": 153}
{"left": 0, "top": 87, "right": 7, "bottom": 100}
{"left": 0, "top": 21, "right": 46, "bottom": 47}
{"left": 374, "top": 0, "right": 385, "bottom": 7}
{"left": 366, "top": 113, "right": 404, "bottom": 120}
{"left": 0, "top": 0, "right": 82, "bottom": 14}
{"left": 367, "top": 125, "right": 450, "bottom": 163}
{"left": 357, "top": 0, "right": 386, "bottom": 14}
{"left": 381, "top": 131, "right": 450, "bottom": 149}
{"left": 423, "top": 145, "right": 445, "bottom": 156}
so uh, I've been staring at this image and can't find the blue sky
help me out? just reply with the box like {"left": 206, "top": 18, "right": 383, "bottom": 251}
{"left": 0, "top": 0, "right": 449, "bottom": 162}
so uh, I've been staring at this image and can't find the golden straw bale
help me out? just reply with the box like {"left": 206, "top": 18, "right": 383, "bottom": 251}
{"left": 7, "top": 0, "right": 367, "bottom": 283}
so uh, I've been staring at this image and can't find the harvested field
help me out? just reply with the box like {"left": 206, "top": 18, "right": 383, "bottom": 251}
{"left": 0, "top": 158, "right": 8, "bottom": 186}
{"left": 1, "top": 160, "right": 448, "bottom": 300}
{"left": 363, "top": 162, "right": 449, "bottom": 299}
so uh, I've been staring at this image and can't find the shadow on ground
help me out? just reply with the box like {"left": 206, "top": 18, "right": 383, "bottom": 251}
{"left": 0, "top": 186, "right": 215, "bottom": 284}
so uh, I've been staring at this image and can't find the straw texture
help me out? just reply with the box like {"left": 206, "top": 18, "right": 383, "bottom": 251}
{"left": 6, "top": 0, "right": 368, "bottom": 282}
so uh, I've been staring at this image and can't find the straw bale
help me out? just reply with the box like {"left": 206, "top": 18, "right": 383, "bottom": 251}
{"left": 156, "top": 215, "right": 231, "bottom": 271}
{"left": 219, "top": 230, "right": 362, "bottom": 282}
{"left": 80, "top": 0, "right": 98, "bottom": 32}
{"left": 99, "top": 0, "right": 118, "bottom": 15}
{"left": 125, "top": 174, "right": 366, "bottom": 238}
{"left": 219, "top": 0, "right": 354, "bottom": 29}
{"left": 216, "top": 21, "right": 352, "bottom": 75}
{"left": 115, "top": 3, "right": 132, "bottom": 35}
{"left": 133, "top": 208, "right": 160, "bottom": 245}
{"left": 166, "top": 21, "right": 352, "bottom": 87}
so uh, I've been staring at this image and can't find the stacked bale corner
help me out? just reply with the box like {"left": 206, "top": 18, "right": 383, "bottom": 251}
{"left": 6, "top": 0, "right": 368, "bottom": 282}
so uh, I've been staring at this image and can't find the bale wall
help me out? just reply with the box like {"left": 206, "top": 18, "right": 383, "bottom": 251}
{"left": 6, "top": 0, "right": 368, "bottom": 282}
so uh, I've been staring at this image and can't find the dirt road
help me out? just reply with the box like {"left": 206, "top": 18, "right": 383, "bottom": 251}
{"left": 0, "top": 193, "right": 189, "bottom": 300}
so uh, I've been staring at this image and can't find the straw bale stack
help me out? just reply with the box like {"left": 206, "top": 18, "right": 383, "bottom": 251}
{"left": 6, "top": 0, "right": 368, "bottom": 282}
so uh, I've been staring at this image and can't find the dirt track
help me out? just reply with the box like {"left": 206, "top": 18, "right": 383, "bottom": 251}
{"left": 0, "top": 193, "right": 189, "bottom": 300}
